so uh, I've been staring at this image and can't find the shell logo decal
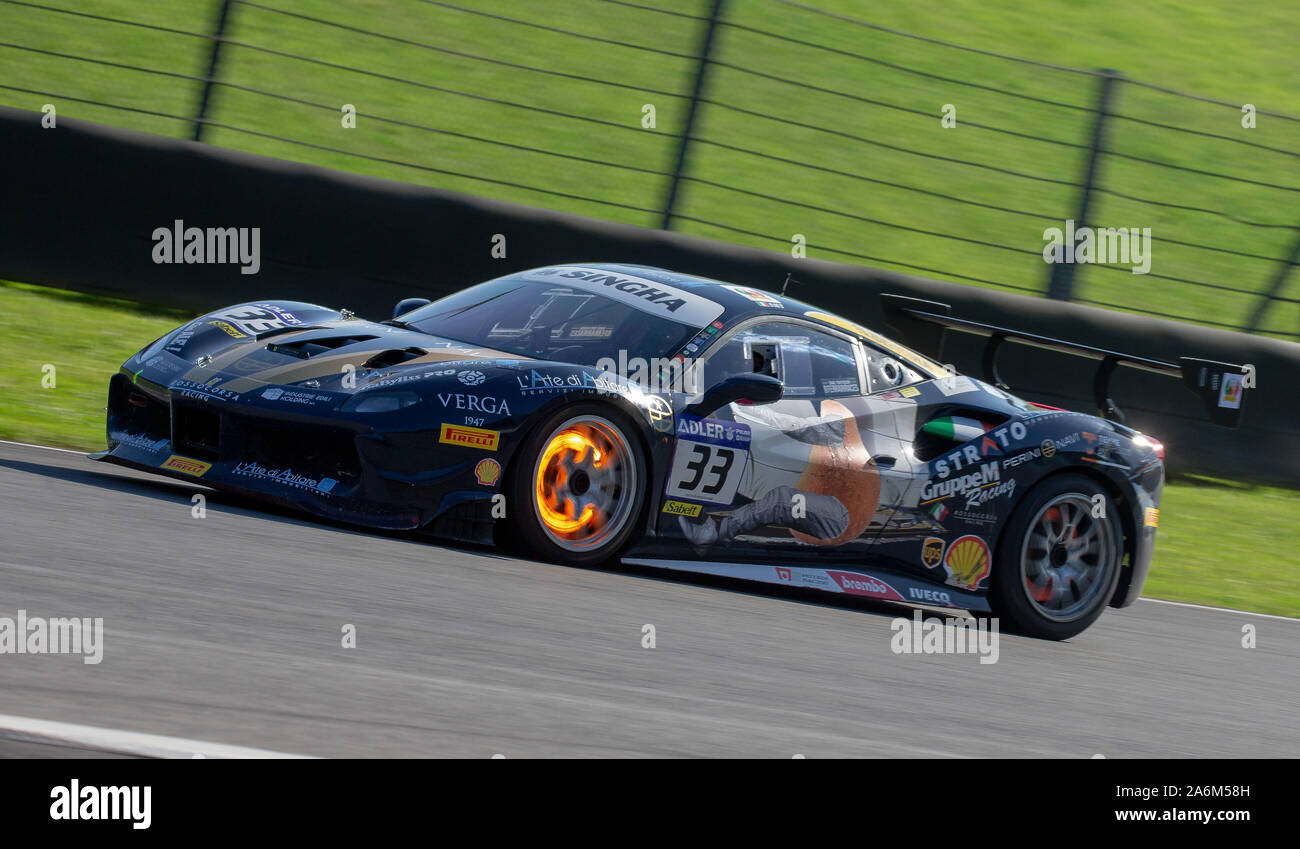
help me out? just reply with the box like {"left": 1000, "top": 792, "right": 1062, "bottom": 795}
{"left": 943, "top": 535, "right": 991, "bottom": 590}
{"left": 474, "top": 458, "right": 502, "bottom": 486}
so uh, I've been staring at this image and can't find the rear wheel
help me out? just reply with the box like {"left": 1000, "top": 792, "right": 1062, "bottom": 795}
{"left": 989, "top": 473, "right": 1122, "bottom": 640}
{"left": 507, "top": 404, "right": 647, "bottom": 566}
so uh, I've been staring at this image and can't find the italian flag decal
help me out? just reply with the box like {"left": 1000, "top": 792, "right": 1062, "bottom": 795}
{"left": 922, "top": 416, "right": 993, "bottom": 443}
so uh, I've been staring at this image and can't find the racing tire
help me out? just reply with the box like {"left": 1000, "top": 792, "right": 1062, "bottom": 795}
{"left": 989, "top": 473, "right": 1123, "bottom": 640}
{"left": 506, "top": 403, "right": 648, "bottom": 567}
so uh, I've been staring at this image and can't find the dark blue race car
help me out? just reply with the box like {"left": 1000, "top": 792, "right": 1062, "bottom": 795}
{"left": 98, "top": 264, "right": 1246, "bottom": 638}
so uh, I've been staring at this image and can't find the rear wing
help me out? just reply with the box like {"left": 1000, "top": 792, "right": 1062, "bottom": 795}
{"left": 880, "top": 294, "right": 1247, "bottom": 428}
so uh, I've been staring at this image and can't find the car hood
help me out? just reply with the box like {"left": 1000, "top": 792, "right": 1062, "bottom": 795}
{"left": 129, "top": 301, "right": 535, "bottom": 395}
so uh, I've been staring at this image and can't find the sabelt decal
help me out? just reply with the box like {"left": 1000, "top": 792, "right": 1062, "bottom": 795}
{"left": 529, "top": 266, "right": 724, "bottom": 327}
{"left": 1144, "top": 507, "right": 1159, "bottom": 528}
{"left": 439, "top": 423, "right": 500, "bottom": 451}
{"left": 825, "top": 570, "right": 906, "bottom": 601}
{"left": 208, "top": 320, "right": 247, "bottom": 339}
{"left": 943, "top": 535, "right": 991, "bottom": 590}
{"left": 921, "top": 536, "right": 945, "bottom": 568}
{"left": 474, "top": 458, "right": 502, "bottom": 486}
{"left": 162, "top": 454, "right": 211, "bottom": 477}
{"left": 661, "top": 500, "right": 703, "bottom": 518}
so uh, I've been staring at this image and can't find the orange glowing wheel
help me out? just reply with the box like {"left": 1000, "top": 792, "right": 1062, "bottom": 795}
{"left": 510, "top": 406, "right": 645, "bottom": 563}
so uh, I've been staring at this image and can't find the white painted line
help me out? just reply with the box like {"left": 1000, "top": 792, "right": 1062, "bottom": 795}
{"left": 0, "top": 438, "right": 88, "bottom": 455}
{"left": 1137, "top": 596, "right": 1300, "bottom": 623}
{"left": 0, "top": 714, "right": 314, "bottom": 758}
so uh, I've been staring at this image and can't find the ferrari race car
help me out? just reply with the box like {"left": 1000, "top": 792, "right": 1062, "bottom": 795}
{"left": 98, "top": 263, "right": 1247, "bottom": 638}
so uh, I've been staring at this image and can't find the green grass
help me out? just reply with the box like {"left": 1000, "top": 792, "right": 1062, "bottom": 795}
{"left": 1, "top": 280, "right": 1294, "bottom": 617}
{"left": 1, "top": 1, "right": 1298, "bottom": 337}
{"left": 0, "top": 281, "right": 186, "bottom": 450}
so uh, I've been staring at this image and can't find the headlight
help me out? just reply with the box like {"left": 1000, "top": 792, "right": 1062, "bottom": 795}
{"left": 343, "top": 392, "right": 421, "bottom": 413}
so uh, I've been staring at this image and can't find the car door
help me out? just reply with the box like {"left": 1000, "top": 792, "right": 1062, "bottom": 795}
{"left": 661, "top": 319, "right": 900, "bottom": 553}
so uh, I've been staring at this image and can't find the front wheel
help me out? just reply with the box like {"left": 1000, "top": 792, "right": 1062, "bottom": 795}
{"left": 506, "top": 403, "right": 647, "bottom": 566}
{"left": 989, "top": 473, "right": 1123, "bottom": 640}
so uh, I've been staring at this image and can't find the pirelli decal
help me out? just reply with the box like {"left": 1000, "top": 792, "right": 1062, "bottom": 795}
{"left": 162, "top": 454, "right": 212, "bottom": 477}
{"left": 439, "top": 423, "right": 500, "bottom": 451}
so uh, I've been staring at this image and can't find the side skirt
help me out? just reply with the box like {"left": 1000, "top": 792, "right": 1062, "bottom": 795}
{"left": 621, "top": 558, "right": 991, "bottom": 613}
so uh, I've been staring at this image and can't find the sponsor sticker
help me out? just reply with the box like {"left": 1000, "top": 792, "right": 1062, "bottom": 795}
{"left": 908, "top": 587, "right": 953, "bottom": 605}
{"left": 921, "top": 536, "right": 945, "bottom": 568}
{"left": 661, "top": 500, "right": 703, "bottom": 518}
{"left": 665, "top": 415, "right": 752, "bottom": 506}
{"left": 1217, "top": 372, "right": 1243, "bottom": 409}
{"left": 1040, "top": 438, "right": 1057, "bottom": 458}
{"left": 529, "top": 266, "right": 724, "bottom": 327}
{"left": 209, "top": 304, "right": 302, "bottom": 336}
{"left": 233, "top": 461, "right": 337, "bottom": 494}
{"left": 821, "top": 378, "right": 860, "bottom": 394}
{"left": 722, "top": 284, "right": 783, "bottom": 309}
{"left": 439, "top": 423, "right": 500, "bottom": 451}
{"left": 943, "top": 535, "right": 991, "bottom": 590}
{"left": 899, "top": 386, "right": 921, "bottom": 398}
{"left": 458, "top": 370, "right": 486, "bottom": 386}
{"left": 515, "top": 368, "right": 628, "bottom": 396}
{"left": 172, "top": 378, "right": 239, "bottom": 403}
{"left": 208, "top": 320, "right": 247, "bottom": 339}
{"left": 437, "top": 392, "right": 511, "bottom": 416}
{"left": 825, "top": 570, "right": 905, "bottom": 601}
{"left": 474, "top": 458, "right": 502, "bottom": 486}
{"left": 645, "top": 394, "right": 674, "bottom": 433}
{"left": 1144, "top": 507, "right": 1159, "bottom": 528}
{"left": 162, "top": 454, "right": 211, "bottom": 477}
{"left": 261, "top": 387, "right": 337, "bottom": 406}
{"left": 934, "top": 375, "right": 977, "bottom": 396}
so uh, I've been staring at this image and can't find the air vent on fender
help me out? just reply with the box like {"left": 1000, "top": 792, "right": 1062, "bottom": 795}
{"left": 361, "top": 347, "right": 429, "bottom": 369}
{"left": 265, "top": 335, "right": 381, "bottom": 359}
{"left": 913, "top": 409, "right": 1008, "bottom": 461}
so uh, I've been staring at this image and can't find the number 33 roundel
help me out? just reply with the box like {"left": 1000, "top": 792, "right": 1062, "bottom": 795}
{"left": 665, "top": 415, "right": 751, "bottom": 506}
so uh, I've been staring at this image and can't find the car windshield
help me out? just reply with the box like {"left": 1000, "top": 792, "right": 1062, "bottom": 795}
{"left": 400, "top": 277, "right": 707, "bottom": 366}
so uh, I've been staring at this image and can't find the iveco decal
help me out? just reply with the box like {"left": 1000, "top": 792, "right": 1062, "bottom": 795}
{"left": 527, "top": 266, "right": 724, "bottom": 328}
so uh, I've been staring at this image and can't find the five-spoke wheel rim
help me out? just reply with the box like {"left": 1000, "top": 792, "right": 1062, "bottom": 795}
{"left": 532, "top": 415, "right": 637, "bottom": 553}
{"left": 1019, "top": 493, "right": 1116, "bottom": 621}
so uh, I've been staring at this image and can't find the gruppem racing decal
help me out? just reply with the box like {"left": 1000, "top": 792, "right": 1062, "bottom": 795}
{"left": 528, "top": 266, "right": 724, "bottom": 328}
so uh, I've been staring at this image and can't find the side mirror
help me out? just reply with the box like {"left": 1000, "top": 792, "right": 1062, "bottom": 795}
{"left": 393, "top": 297, "right": 431, "bottom": 320}
{"left": 684, "top": 373, "right": 783, "bottom": 418}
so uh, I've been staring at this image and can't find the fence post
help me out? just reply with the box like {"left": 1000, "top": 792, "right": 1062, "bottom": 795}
{"left": 1243, "top": 226, "right": 1300, "bottom": 333}
{"left": 660, "top": 0, "right": 726, "bottom": 230}
{"left": 1047, "top": 69, "right": 1121, "bottom": 301}
{"left": 192, "top": 0, "right": 237, "bottom": 142}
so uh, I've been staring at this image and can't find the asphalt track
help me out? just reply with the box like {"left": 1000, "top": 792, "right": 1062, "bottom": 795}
{"left": 0, "top": 441, "right": 1296, "bottom": 758}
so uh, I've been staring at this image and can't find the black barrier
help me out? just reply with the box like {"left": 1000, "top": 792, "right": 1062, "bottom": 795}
{"left": 0, "top": 106, "right": 1295, "bottom": 485}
